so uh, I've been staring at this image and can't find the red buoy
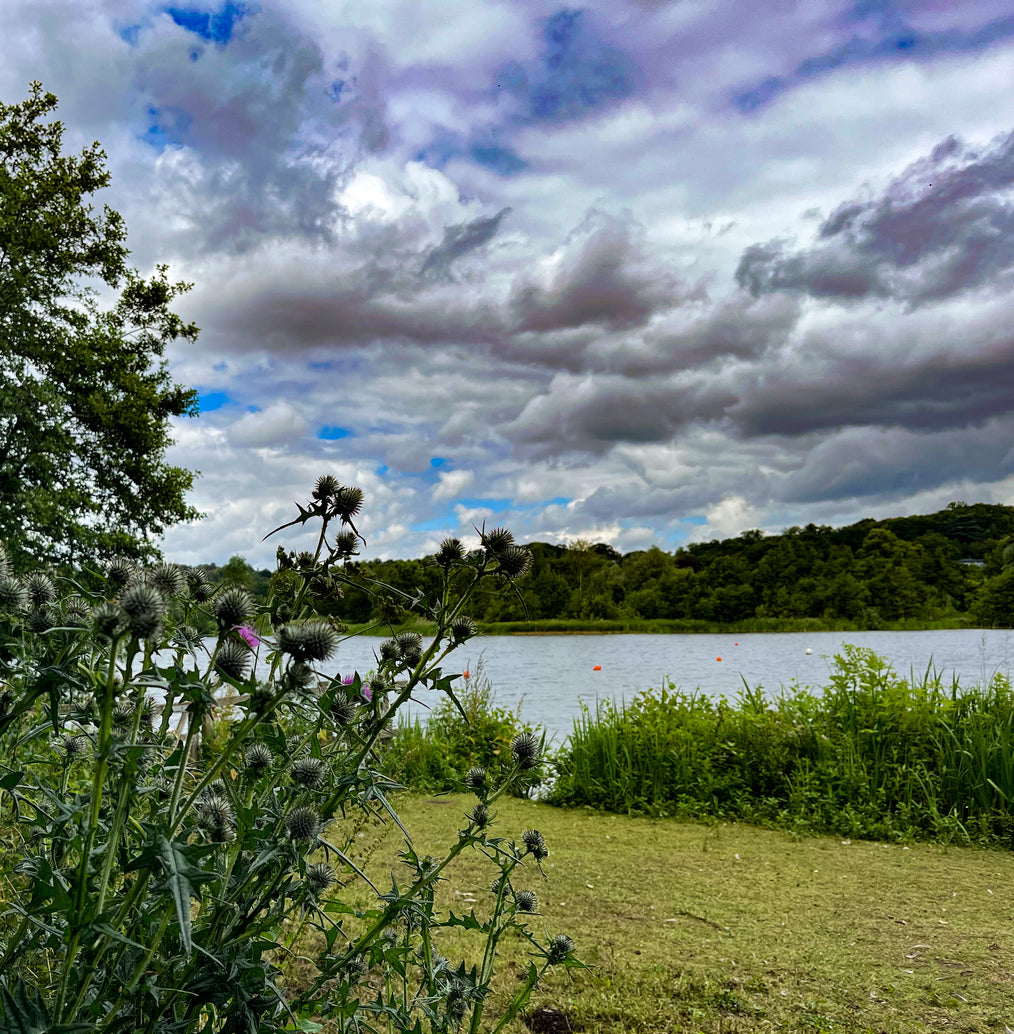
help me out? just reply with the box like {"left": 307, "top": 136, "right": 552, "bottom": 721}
{"left": 592, "top": 664, "right": 602, "bottom": 671}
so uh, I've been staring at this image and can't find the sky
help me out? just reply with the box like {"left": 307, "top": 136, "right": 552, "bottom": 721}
{"left": 5, "top": 0, "right": 1014, "bottom": 567}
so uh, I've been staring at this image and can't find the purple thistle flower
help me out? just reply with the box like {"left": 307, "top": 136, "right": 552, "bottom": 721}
{"left": 342, "top": 673, "right": 372, "bottom": 701}
{"left": 235, "top": 624, "right": 260, "bottom": 650}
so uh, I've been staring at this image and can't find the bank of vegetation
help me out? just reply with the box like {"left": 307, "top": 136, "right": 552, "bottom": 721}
{"left": 214, "top": 501, "right": 1014, "bottom": 632}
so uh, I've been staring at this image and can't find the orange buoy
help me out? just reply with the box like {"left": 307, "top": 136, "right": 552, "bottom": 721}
{"left": 716, "top": 656, "right": 722, "bottom": 662}
{"left": 462, "top": 669, "right": 470, "bottom": 679}
{"left": 592, "top": 664, "right": 602, "bottom": 671}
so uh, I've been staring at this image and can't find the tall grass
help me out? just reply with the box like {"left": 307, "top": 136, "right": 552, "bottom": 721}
{"left": 548, "top": 644, "right": 1014, "bottom": 845}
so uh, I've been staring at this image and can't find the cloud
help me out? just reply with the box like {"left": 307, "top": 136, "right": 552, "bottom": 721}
{"left": 433, "top": 468, "right": 475, "bottom": 501}
{"left": 420, "top": 206, "right": 512, "bottom": 277}
{"left": 736, "top": 129, "right": 1014, "bottom": 305}
{"left": 226, "top": 401, "right": 310, "bottom": 447}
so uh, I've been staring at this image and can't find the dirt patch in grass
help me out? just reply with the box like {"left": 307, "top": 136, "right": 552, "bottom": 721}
{"left": 336, "top": 794, "right": 1014, "bottom": 1033}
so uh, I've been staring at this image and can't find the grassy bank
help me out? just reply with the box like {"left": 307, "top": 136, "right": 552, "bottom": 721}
{"left": 549, "top": 645, "right": 1014, "bottom": 845}
{"left": 315, "top": 794, "right": 1014, "bottom": 1033}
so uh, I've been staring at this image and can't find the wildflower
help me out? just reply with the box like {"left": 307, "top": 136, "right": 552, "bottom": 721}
{"left": 119, "top": 581, "right": 165, "bottom": 639}
{"left": 463, "top": 767, "right": 486, "bottom": 794}
{"left": 490, "top": 874, "right": 511, "bottom": 897}
{"left": 303, "top": 862, "right": 336, "bottom": 895}
{"left": 26, "top": 607, "right": 54, "bottom": 634}
{"left": 312, "top": 474, "right": 341, "bottom": 501}
{"left": 291, "top": 756, "right": 327, "bottom": 790}
{"left": 521, "top": 829, "right": 548, "bottom": 861}
{"left": 510, "top": 732, "right": 541, "bottom": 770}
{"left": 215, "top": 639, "right": 251, "bottom": 682}
{"left": 330, "top": 484, "right": 363, "bottom": 522}
{"left": 244, "top": 742, "right": 273, "bottom": 777}
{"left": 299, "top": 620, "right": 339, "bottom": 662}
{"left": 186, "top": 569, "right": 215, "bottom": 602}
{"left": 112, "top": 700, "right": 135, "bottom": 729}
{"left": 91, "top": 601, "right": 124, "bottom": 640}
{"left": 432, "top": 538, "right": 465, "bottom": 569}
{"left": 469, "top": 803, "right": 490, "bottom": 829}
{"left": 172, "top": 624, "right": 202, "bottom": 650}
{"left": 148, "top": 561, "right": 186, "bottom": 599}
{"left": 394, "top": 631, "right": 423, "bottom": 666}
{"left": 378, "top": 638, "right": 399, "bottom": 662}
{"left": 482, "top": 527, "right": 514, "bottom": 556}
{"left": 331, "top": 530, "right": 359, "bottom": 557}
{"left": 195, "top": 795, "right": 236, "bottom": 842}
{"left": 23, "top": 573, "right": 56, "bottom": 607}
{"left": 497, "top": 545, "right": 533, "bottom": 580}
{"left": 61, "top": 733, "right": 88, "bottom": 758}
{"left": 327, "top": 691, "right": 357, "bottom": 725}
{"left": 212, "top": 586, "right": 254, "bottom": 629}
{"left": 514, "top": 890, "right": 538, "bottom": 913}
{"left": 285, "top": 805, "right": 321, "bottom": 843}
{"left": 106, "top": 557, "right": 135, "bottom": 591}
{"left": 0, "top": 574, "right": 27, "bottom": 612}
{"left": 547, "top": 934, "right": 575, "bottom": 964}
{"left": 235, "top": 624, "right": 260, "bottom": 650}
{"left": 450, "top": 616, "right": 477, "bottom": 643}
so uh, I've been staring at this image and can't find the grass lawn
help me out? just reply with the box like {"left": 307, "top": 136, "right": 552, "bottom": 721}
{"left": 332, "top": 793, "right": 1014, "bottom": 1033}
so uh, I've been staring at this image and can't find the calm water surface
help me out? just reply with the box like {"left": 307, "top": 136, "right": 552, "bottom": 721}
{"left": 320, "top": 629, "right": 1014, "bottom": 743}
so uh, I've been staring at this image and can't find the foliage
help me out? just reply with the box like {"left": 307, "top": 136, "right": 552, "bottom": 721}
{"left": 382, "top": 661, "right": 541, "bottom": 795}
{"left": 549, "top": 645, "right": 1014, "bottom": 844}
{"left": 315, "top": 503, "right": 1014, "bottom": 628}
{"left": 0, "top": 479, "right": 579, "bottom": 1031}
{"left": 0, "top": 84, "right": 199, "bottom": 571}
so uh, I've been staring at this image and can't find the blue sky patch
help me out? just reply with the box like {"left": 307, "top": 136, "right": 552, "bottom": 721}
{"left": 164, "top": 1, "right": 246, "bottom": 44}
{"left": 198, "top": 390, "right": 232, "bottom": 412}
{"left": 319, "top": 426, "right": 353, "bottom": 440}
{"left": 470, "top": 142, "right": 526, "bottom": 176}
{"left": 142, "top": 105, "right": 192, "bottom": 149}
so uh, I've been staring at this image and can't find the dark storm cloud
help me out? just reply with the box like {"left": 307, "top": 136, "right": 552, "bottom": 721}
{"left": 509, "top": 209, "right": 684, "bottom": 333}
{"left": 732, "top": 336, "right": 1014, "bottom": 437}
{"left": 419, "top": 206, "right": 512, "bottom": 278}
{"left": 736, "top": 129, "right": 1014, "bottom": 305}
{"left": 779, "top": 420, "right": 1014, "bottom": 505}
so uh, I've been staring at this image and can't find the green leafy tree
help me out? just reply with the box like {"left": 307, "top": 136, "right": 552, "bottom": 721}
{"left": 0, "top": 83, "right": 199, "bottom": 571}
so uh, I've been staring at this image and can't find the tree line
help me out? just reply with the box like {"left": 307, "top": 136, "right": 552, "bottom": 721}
{"left": 213, "top": 502, "right": 1014, "bottom": 628}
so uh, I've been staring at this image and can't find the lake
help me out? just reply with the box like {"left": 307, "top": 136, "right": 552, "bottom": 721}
{"left": 316, "top": 628, "right": 1014, "bottom": 743}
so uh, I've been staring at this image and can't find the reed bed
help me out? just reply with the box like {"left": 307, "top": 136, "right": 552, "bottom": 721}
{"left": 548, "top": 645, "right": 1014, "bottom": 845}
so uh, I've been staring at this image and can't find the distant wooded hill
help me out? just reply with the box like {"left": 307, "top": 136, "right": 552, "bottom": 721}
{"left": 205, "top": 502, "right": 1014, "bottom": 627}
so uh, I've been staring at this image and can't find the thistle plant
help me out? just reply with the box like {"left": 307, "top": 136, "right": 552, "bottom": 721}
{"left": 0, "top": 483, "right": 579, "bottom": 1032}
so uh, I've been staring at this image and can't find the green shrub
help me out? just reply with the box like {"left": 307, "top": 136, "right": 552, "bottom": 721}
{"left": 550, "top": 645, "right": 1014, "bottom": 844}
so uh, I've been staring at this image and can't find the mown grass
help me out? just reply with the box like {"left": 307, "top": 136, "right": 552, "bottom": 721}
{"left": 303, "top": 793, "right": 1014, "bottom": 1033}
{"left": 549, "top": 646, "right": 1014, "bottom": 845}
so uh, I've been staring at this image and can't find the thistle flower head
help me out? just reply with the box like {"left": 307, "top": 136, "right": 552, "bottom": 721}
{"left": 490, "top": 874, "right": 511, "bottom": 898}
{"left": 61, "top": 733, "right": 88, "bottom": 758}
{"left": 303, "top": 862, "right": 336, "bottom": 895}
{"left": 521, "top": 829, "right": 548, "bottom": 861}
{"left": 91, "top": 601, "right": 124, "bottom": 640}
{"left": 290, "top": 755, "right": 327, "bottom": 790}
{"left": 331, "top": 485, "right": 364, "bottom": 522}
{"left": 186, "top": 569, "right": 215, "bottom": 602}
{"left": 299, "top": 620, "right": 339, "bottom": 662}
{"left": 450, "top": 616, "right": 477, "bottom": 643}
{"left": 119, "top": 581, "right": 166, "bottom": 639}
{"left": 284, "top": 663, "right": 317, "bottom": 694}
{"left": 215, "top": 639, "right": 251, "bottom": 682}
{"left": 497, "top": 545, "right": 533, "bottom": 580}
{"left": 482, "top": 527, "right": 515, "bottom": 556}
{"left": 514, "top": 889, "right": 537, "bottom": 913}
{"left": 331, "top": 529, "right": 360, "bottom": 558}
{"left": 327, "top": 690, "right": 357, "bottom": 725}
{"left": 172, "top": 624, "right": 202, "bottom": 649}
{"left": 26, "top": 607, "right": 54, "bottom": 634}
{"left": 285, "top": 805, "right": 321, "bottom": 843}
{"left": 469, "top": 803, "right": 490, "bottom": 829}
{"left": 244, "top": 742, "right": 273, "bottom": 776}
{"left": 433, "top": 537, "right": 465, "bottom": 569}
{"left": 548, "top": 933, "right": 575, "bottom": 964}
{"left": 343, "top": 957, "right": 369, "bottom": 982}
{"left": 212, "top": 586, "right": 254, "bottom": 629}
{"left": 510, "top": 731, "right": 541, "bottom": 770}
{"left": 312, "top": 474, "right": 341, "bottom": 502}
{"left": 106, "top": 557, "right": 135, "bottom": 591}
{"left": 394, "top": 631, "right": 423, "bottom": 666}
{"left": 112, "top": 700, "right": 135, "bottom": 728}
{"left": 0, "top": 574, "right": 28, "bottom": 613}
{"left": 378, "top": 638, "right": 399, "bottom": 662}
{"left": 463, "top": 767, "right": 486, "bottom": 794}
{"left": 24, "top": 572, "right": 56, "bottom": 607}
{"left": 63, "top": 597, "right": 90, "bottom": 626}
{"left": 148, "top": 561, "right": 186, "bottom": 599}
{"left": 195, "top": 795, "right": 236, "bottom": 842}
